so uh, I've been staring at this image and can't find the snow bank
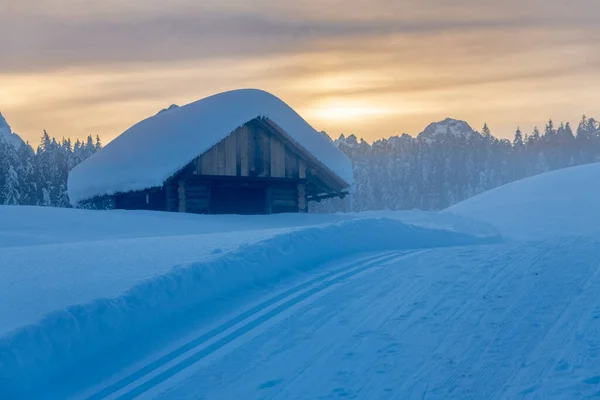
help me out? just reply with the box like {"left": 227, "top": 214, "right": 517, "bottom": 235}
{"left": 0, "top": 218, "right": 498, "bottom": 395}
{"left": 67, "top": 89, "right": 353, "bottom": 204}
{"left": 345, "top": 209, "right": 498, "bottom": 238}
{"left": 445, "top": 162, "right": 600, "bottom": 240}
{"left": 0, "top": 205, "right": 353, "bottom": 248}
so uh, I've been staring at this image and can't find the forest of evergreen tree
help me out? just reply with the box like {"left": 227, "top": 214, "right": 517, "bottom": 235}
{"left": 1, "top": 116, "right": 598, "bottom": 210}
{"left": 312, "top": 116, "right": 600, "bottom": 212}
{"left": 0, "top": 131, "right": 101, "bottom": 207}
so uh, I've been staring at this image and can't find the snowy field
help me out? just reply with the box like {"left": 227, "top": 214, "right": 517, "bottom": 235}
{"left": 0, "top": 206, "right": 493, "bottom": 398}
{"left": 446, "top": 161, "right": 600, "bottom": 240}
{"left": 2, "top": 162, "right": 600, "bottom": 399}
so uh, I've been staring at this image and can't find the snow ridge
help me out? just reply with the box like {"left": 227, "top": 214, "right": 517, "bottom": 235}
{"left": 0, "top": 218, "right": 499, "bottom": 396}
{"left": 445, "top": 161, "right": 600, "bottom": 240}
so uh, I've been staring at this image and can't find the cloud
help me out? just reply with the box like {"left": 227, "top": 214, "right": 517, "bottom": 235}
{"left": 1, "top": 0, "right": 600, "bottom": 144}
{"left": 1, "top": 0, "right": 599, "bottom": 72}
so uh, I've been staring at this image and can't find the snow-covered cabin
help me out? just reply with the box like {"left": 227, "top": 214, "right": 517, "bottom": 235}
{"left": 68, "top": 89, "right": 352, "bottom": 214}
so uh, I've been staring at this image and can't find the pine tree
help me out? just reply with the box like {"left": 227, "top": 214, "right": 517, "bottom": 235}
{"left": 513, "top": 127, "right": 524, "bottom": 147}
{"left": 3, "top": 165, "right": 20, "bottom": 205}
{"left": 545, "top": 119, "right": 556, "bottom": 138}
{"left": 482, "top": 123, "right": 492, "bottom": 139}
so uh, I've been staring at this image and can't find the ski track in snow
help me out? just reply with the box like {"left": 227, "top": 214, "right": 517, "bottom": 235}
{"left": 136, "top": 237, "right": 600, "bottom": 400}
{"left": 79, "top": 251, "right": 413, "bottom": 400}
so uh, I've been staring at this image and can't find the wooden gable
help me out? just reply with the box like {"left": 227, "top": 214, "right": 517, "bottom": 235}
{"left": 188, "top": 118, "right": 346, "bottom": 194}
{"left": 159, "top": 117, "right": 349, "bottom": 215}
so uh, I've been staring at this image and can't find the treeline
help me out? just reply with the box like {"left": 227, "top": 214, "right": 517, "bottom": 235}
{"left": 2, "top": 115, "right": 599, "bottom": 211}
{"left": 0, "top": 131, "right": 101, "bottom": 206}
{"left": 313, "top": 116, "right": 600, "bottom": 212}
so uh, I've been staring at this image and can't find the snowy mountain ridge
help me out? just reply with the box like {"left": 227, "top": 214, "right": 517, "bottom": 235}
{"left": 0, "top": 112, "right": 25, "bottom": 149}
{"left": 334, "top": 118, "right": 480, "bottom": 146}
{"left": 418, "top": 118, "right": 480, "bottom": 141}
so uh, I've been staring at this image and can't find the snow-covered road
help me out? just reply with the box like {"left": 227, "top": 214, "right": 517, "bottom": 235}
{"left": 77, "top": 236, "right": 600, "bottom": 400}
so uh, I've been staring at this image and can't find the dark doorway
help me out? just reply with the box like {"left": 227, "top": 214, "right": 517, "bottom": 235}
{"left": 210, "top": 186, "right": 267, "bottom": 214}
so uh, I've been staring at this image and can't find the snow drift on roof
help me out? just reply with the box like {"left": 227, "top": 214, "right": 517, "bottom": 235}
{"left": 67, "top": 89, "right": 353, "bottom": 205}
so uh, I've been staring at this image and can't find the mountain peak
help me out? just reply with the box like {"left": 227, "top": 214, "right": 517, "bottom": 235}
{"left": 0, "top": 112, "right": 26, "bottom": 149}
{"left": 418, "top": 118, "right": 479, "bottom": 140}
{"left": 156, "top": 104, "right": 180, "bottom": 116}
{"left": 0, "top": 111, "right": 9, "bottom": 129}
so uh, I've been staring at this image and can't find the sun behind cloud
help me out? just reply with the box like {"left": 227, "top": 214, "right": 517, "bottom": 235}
{"left": 310, "top": 101, "right": 392, "bottom": 122}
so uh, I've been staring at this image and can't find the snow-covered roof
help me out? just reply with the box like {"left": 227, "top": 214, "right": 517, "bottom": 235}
{"left": 68, "top": 89, "right": 353, "bottom": 204}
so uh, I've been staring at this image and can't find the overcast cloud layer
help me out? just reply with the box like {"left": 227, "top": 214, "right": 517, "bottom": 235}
{"left": 1, "top": 0, "right": 599, "bottom": 144}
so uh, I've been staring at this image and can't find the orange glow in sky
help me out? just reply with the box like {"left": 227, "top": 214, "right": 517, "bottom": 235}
{"left": 2, "top": 0, "right": 600, "bottom": 145}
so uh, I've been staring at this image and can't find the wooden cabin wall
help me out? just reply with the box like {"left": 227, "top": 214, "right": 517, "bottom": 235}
{"left": 85, "top": 119, "right": 348, "bottom": 215}
{"left": 184, "top": 180, "right": 210, "bottom": 214}
{"left": 194, "top": 123, "right": 306, "bottom": 180}
{"left": 80, "top": 195, "right": 115, "bottom": 210}
{"left": 115, "top": 188, "right": 166, "bottom": 211}
{"left": 270, "top": 183, "right": 299, "bottom": 214}
{"left": 165, "top": 179, "right": 178, "bottom": 212}
{"left": 175, "top": 179, "right": 209, "bottom": 214}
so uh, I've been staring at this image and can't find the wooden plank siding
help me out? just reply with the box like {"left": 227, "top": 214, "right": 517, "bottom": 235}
{"left": 194, "top": 120, "right": 305, "bottom": 182}
{"left": 285, "top": 151, "right": 298, "bottom": 178}
{"left": 114, "top": 188, "right": 166, "bottom": 211}
{"left": 165, "top": 179, "right": 178, "bottom": 212}
{"left": 178, "top": 180, "right": 186, "bottom": 212}
{"left": 258, "top": 129, "right": 270, "bottom": 177}
{"left": 271, "top": 183, "right": 299, "bottom": 213}
{"left": 239, "top": 126, "right": 250, "bottom": 176}
{"left": 185, "top": 183, "right": 210, "bottom": 214}
{"left": 270, "top": 135, "right": 286, "bottom": 178}
{"left": 298, "top": 159, "right": 306, "bottom": 179}
{"left": 224, "top": 134, "right": 237, "bottom": 176}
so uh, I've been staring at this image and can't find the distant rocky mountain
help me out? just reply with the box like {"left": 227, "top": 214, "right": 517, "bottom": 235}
{"left": 0, "top": 112, "right": 25, "bottom": 149}
{"left": 417, "top": 118, "right": 480, "bottom": 141}
{"left": 334, "top": 118, "right": 479, "bottom": 148}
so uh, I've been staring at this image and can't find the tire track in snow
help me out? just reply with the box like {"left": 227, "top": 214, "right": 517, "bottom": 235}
{"left": 83, "top": 251, "right": 413, "bottom": 400}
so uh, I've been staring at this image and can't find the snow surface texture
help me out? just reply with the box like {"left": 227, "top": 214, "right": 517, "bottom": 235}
{"left": 3, "top": 156, "right": 600, "bottom": 398}
{"left": 67, "top": 89, "right": 353, "bottom": 205}
{"left": 0, "top": 205, "right": 355, "bottom": 248}
{"left": 0, "top": 212, "right": 496, "bottom": 396}
{"left": 155, "top": 236, "right": 600, "bottom": 400}
{"left": 0, "top": 112, "right": 24, "bottom": 149}
{"left": 446, "top": 161, "right": 600, "bottom": 240}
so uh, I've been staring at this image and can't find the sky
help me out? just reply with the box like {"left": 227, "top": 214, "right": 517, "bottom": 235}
{"left": 1, "top": 0, "right": 600, "bottom": 146}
